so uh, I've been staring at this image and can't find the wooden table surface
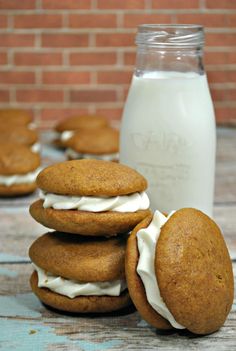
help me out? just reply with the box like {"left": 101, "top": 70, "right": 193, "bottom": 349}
{"left": 0, "top": 128, "right": 236, "bottom": 351}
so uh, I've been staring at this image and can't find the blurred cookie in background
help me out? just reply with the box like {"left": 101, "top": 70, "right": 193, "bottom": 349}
{"left": 53, "top": 115, "right": 109, "bottom": 148}
{"left": 0, "top": 125, "right": 40, "bottom": 153}
{"left": 0, "top": 143, "right": 41, "bottom": 196}
{"left": 64, "top": 127, "right": 119, "bottom": 162}
{"left": 0, "top": 109, "right": 34, "bottom": 128}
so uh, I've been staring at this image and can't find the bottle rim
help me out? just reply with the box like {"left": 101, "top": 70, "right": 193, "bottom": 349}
{"left": 136, "top": 24, "right": 204, "bottom": 48}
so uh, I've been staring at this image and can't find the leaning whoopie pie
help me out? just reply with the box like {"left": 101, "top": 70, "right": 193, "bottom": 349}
{"left": 0, "top": 143, "right": 41, "bottom": 196}
{"left": 64, "top": 127, "right": 119, "bottom": 161}
{"left": 29, "top": 159, "right": 151, "bottom": 236}
{"left": 29, "top": 231, "right": 131, "bottom": 313}
{"left": 0, "top": 125, "right": 40, "bottom": 153}
{"left": 126, "top": 208, "right": 234, "bottom": 335}
{"left": 54, "top": 115, "right": 109, "bottom": 147}
{"left": 0, "top": 109, "right": 33, "bottom": 127}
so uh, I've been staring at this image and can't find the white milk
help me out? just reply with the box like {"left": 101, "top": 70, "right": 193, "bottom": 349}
{"left": 120, "top": 72, "right": 216, "bottom": 216}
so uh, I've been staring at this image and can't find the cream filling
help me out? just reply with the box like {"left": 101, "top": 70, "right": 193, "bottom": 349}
{"left": 40, "top": 191, "right": 150, "bottom": 212}
{"left": 137, "top": 210, "right": 185, "bottom": 329}
{"left": 0, "top": 167, "right": 41, "bottom": 186}
{"left": 31, "top": 142, "right": 41, "bottom": 153}
{"left": 33, "top": 264, "right": 127, "bottom": 299}
{"left": 66, "top": 148, "right": 119, "bottom": 161}
{"left": 60, "top": 130, "right": 75, "bottom": 141}
{"left": 28, "top": 122, "right": 37, "bottom": 130}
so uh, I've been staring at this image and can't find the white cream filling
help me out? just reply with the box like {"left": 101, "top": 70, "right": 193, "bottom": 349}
{"left": 28, "top": 122, "right": 37, "bottom": 130}
{"left": 31, "top": 142, "right": 41, "bottom": 153}
{"left": 60, "top": 130, "right": 75, "bottom": 141}
{"left": 137, "top": 210, "right": 185, "bottom": 329}
{"left": 66, "top": 148, "right": 119, "bottom": 161}
{"left": 0, "top": 167, "right": 41, "bottom": 186}
{"left": 33, "top": 264, "right": 127, "bottom": 299}
{"left": 40, "top": 191, "right": 150, "bottom": 212}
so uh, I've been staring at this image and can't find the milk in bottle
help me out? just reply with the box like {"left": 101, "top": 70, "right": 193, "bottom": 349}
{"left": 120, "top": 25, "right": 216, "bottom": 216}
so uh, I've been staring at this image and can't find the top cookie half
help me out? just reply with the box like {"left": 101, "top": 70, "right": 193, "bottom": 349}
{"left": 37, "top": 159, "right": 148, "bottom": 196}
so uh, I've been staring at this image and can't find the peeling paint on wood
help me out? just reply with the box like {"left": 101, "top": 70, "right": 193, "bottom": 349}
{"left": 0, "top": 128, "right": 235, "bottom": 350}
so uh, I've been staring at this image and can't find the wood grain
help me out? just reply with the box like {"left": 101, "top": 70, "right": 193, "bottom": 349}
{"left": 0, "top": 128, "right": 235, "bottom": 350}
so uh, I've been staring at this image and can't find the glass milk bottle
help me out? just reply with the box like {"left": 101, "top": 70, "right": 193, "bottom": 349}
{"left": 120, "top": 25, "right": 216, "bottom": 216}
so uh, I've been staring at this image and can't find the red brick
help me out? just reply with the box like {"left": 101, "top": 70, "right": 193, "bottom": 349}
{"left": 0, "top": 51, "right": 7, "bottom": 65}
{"left": 42, "top": 71, "right": 90, "bottom": 85}
{"left": 14, "top": 52, "right": 62, "bottom": 66}
{"left": 0, "top": 34, "right": 34, "bottom": 47}
{"left": 206, "top": 0, "right": 236, "bottom": 9}
{"left": 16, "top": 89, "right": 64, "bottom": 103}
{"left": 226, "top": 89, "right": 236, "bottom": 101}
{"left": 205, "top": 51, "right": 236, "bottom": 65}
{"left": 14, "top": 14, "right": 62, "bottom": 29}
{"left": 40, "top": 108, "right": 90, "bottom": 124}
{"left": 124, "top": 14, "right": 173, "bottom": 28}
{"left": 207, "top": 71, "right": 236, "bottom": 83}
{"left": 206, "top": 33, "right": 236, "bottom": 47}
{"left": 69, "top": 14, "right": 117, "bottom": 28}
{"left": 97, "top": 71, "right": 132, "bottom": 84}
{"left": 96, "top": 33, "right": 135, "bottom": 47}
{"left": 97, "top": 0, "right": 145, "bottom": 9}
{"left": 0, "top": 90, "right": 9, "bottom": 102}
{"left": 0, "top": 0, "right": 35, "bottom": 9}
{"left": 215, "top": 107, "right": 236, "bottom": 125}
{"left": 70, "top": 52, "right": 116, "bottom": 66}
{"left": 0, "top": 71, "right": 35, "bottom": 84}
{"left": 70, "top": 89, "right": 117, "bottom": 103}
{"left": 0, "top": 15, "right": 7, "bottom": 28}
{"left": 176, "top": 14, "right": 230, "bottom": 27}
{"left": 227, "top": 15, "right": 236, "bottom": 27}
{"left": 95, "top": 108, "right": 123, "bottom": 120}
{"left": 124, "top": 51, "right": 136, "bottom": 65}
{"left": 210, "top": 88, "right": 226, "bottom": 101}
{"left": 42, "top": 0, "right": 91, "bottom": 9}
{"left": 152, "top": 0, "right": 199, "bottom": 9}
{"left": 42, "top": 34, "right": 88, "bottom": 48}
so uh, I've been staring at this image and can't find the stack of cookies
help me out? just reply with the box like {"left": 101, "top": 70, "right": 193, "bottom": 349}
{"left": 0, "top": 109, "right": 41, "bottom": 196}
{"left": 29, "top": 159, "right": 151, "bottom": 313}
{"left": 28, "top": 158, "right": 234, "bottom": 334}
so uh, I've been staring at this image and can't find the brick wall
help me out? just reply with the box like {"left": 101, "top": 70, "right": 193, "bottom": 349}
{"left": 0, "top": 0, "right": 235, "bottom": 128}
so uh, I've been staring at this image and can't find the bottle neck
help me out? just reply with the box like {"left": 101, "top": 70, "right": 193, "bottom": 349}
{"left": 135, "top": 46, "right": 204, "bottom": 77}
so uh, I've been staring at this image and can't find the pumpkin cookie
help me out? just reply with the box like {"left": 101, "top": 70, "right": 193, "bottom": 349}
{"left": 0, "top": 143, "right": 41, "bottom": 196}
{"left": 0, "top": 125, "right": 40, "bottom": 153}
{"left": 54, "top": 115, "right": 109, "bottom": 148}
{"left": 29, "top": 231, "right": 131, "bottom": 313}
{"left": 0, "top": 109, "right": 33, "bottom": 126}
{"left": 29, "top": 159, "right": 151, "bottom": 236}
{"left": 126, "top": 208, "right": 234, "bottom": 335}
{"left": 64, "top": 127, "right": 119, "bottom": 162}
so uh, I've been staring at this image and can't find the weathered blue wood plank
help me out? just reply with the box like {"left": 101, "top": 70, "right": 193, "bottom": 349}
{"left": 0, "top": 264, "right": 236, "bottom": 351}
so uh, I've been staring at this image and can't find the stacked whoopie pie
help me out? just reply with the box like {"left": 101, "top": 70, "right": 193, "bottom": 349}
{"left": 29, "top": 159, "right": 151, "bottom": 313}
{"left": 27, "top": 158, "right": 234, "bottom": 334}
{"left": 0, "top": 109, "right": 41, "bottom": 197}
{"left": 0, "top": 143, "right": 41, "bottom": 196}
